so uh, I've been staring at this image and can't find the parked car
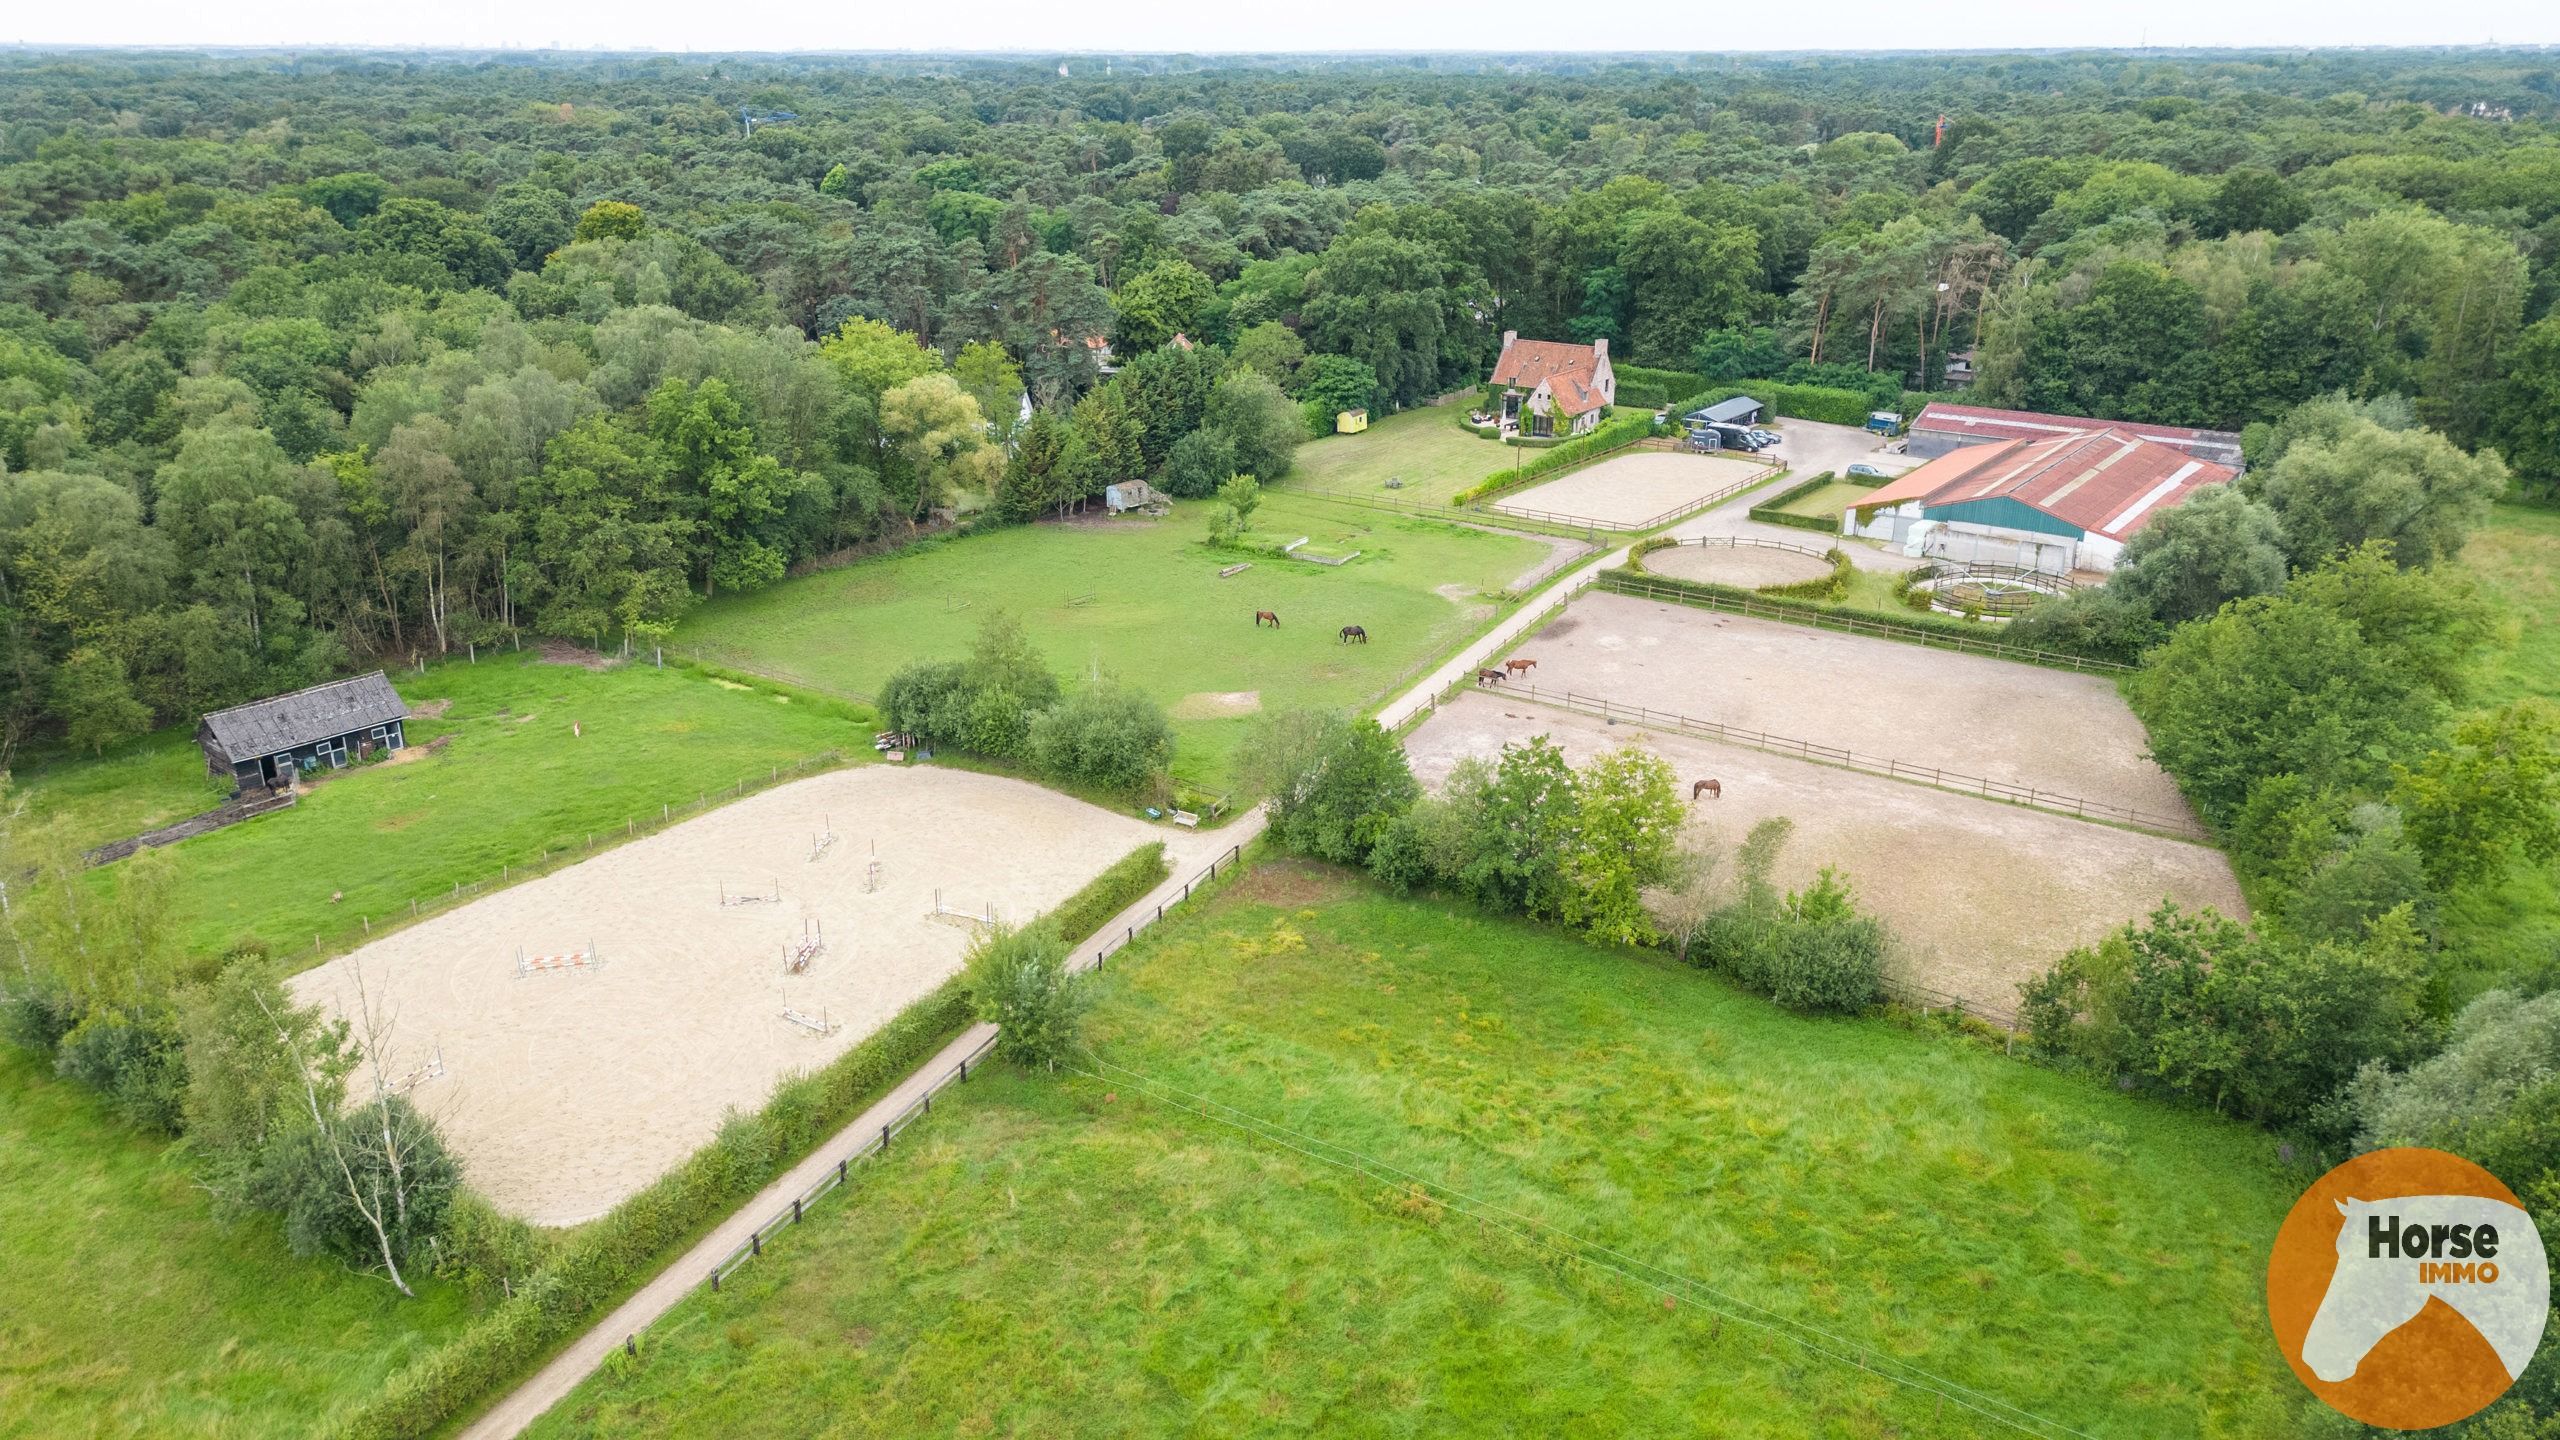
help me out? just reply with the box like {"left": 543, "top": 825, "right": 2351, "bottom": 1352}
{"left": 1847, "top": 462, "right": 1888, "bottom": 478}
{"left": 1747, "top": 428, "right": 1781, "bottom": 446}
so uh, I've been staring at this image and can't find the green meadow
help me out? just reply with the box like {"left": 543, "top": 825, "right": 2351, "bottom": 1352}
{"left": 529, "top": 861, "right": 2311, "bottom": 1440}
{"left": 671, "top": 493, "right": 1548, "bottom": 791}
{"left": 0, "top": 1046, "right": 479, "bottom": 1438}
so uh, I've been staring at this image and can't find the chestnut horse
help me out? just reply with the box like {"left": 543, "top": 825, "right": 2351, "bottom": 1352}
{"left": 1254, "top": 610, "right": 1280, "bottom": 627}
{"left": 1505, "top": 658, "right": 1536, "bottom": 676}
{"left": 1692, "top": 779, "right": 1722, "bottom": 801}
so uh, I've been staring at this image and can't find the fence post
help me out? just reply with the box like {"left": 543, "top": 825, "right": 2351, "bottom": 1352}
{"left": 792, "top": 1197, "right": 802, "bottom": 1224}
{"left": 751, "top": 1232, "right": 761, "bottom": 1257}
{"left": 711, "top": 1270, "right": 720, "bottom": 1293}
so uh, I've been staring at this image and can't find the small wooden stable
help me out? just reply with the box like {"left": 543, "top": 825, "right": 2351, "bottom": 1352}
{"left": 197, "top": 672, "right": 409, "bottom": 792}
{"left": 1104, "top": 480, "right": 1169, "bottom": 516}
{"left": 1335, "top": 408, "right": 1370, "bottom": 434}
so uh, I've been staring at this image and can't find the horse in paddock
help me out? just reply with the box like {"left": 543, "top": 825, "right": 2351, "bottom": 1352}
{"left": 1475, "top": 667, "right": 1507, "bottom": 685}
{"left": 1505, "top": 658, "right": 1537, "bottom": 676}
{"left": 1339, "top": 625, "right": 1368, "bottom": 644}
{"left": 1692, "top": 779, "right": 1722, "bottom": 801}
{"left": 1254, "top": 610, "right": 1280, "bottom": 628}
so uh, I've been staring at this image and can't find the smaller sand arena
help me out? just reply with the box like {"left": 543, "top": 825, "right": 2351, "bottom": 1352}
{"left": 1405, "top": 694, "right": 2246, "bottom": 1018}
{"left": 291, "top": 765, "right": 1223, "bottom": 1226}
{"left": 1644, "top": 541, "right": 1836, "bottom": 590}
{"left": 1493, "top": 450, "right": 1768, "bottom": 528}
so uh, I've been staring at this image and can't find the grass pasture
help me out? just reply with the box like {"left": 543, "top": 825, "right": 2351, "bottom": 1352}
{"left": 48, "top": 654, "right": 869, "bottom": 962}
{"left": 0, "top": 1046, "right": 478, "bottom": 1439}
{"left": 1770, "top": 478, "right": 1873, "bottom": 523}
{"left": 1289, "top": 405, "right": 1523, "bottom": 504}
{"left": 529, "top": 864, "right": 2307, "bottom": 1440}
{"left": 672, "top": 493, "right": 1547, "bottom": 790}
{"left": 2460, "top": 499, "right": 2560, "bottom": 710}
{"left": 11, "top": 727, "right": 229, "bottom": 856}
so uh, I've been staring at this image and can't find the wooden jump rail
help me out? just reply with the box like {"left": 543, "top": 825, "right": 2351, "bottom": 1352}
{"left": 1594, "top": 571, "right": 2136, "bottom": 676}
{"left": 1492, "top": 683, "right": 2210, "bottom": 843}
{"left": 693, "top": 841, "right": 1244, "bottom": 1306}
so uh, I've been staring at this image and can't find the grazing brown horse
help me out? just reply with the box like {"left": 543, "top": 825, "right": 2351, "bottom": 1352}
{"left": 1254, "top": 610, "right": 1280, "bottom": 628}
{"left": 1505, "top": 657, "right": 1537, "bottom": 676}
{"left": 1475, "top": 667, "right": 1507, "bottom": 685}
{"left": 1692, "top": 779, "right": 1722, "bottom": 801}
{"left": 1339, "top": 625, "right": 1367, "bottom": 644}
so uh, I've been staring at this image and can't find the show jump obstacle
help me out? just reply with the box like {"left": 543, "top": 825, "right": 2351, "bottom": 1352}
{"left": 809, "top": 814, "right": 837, "bottom": 863}
{"left": 929, "top": 889, "right": 997, "bottom": 929}
{"left": 719, "top": 879, "right": 781, "bottom": 908}
{"left": 515, "top": 942, "right": 601, "bottom": 977}
{"left": 783, "top": 919, "right": 826, "bottom": 974}
{"left": 865, "top": 839, "right": 883, "bottom": 894}
{"left": 779, "top": 1004, "right": 839, "bottom": 1036}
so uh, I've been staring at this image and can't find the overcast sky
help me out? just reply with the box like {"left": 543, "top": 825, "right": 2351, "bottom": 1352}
{"left": 7, "top": 0, "right": 2557, "bottom": 55}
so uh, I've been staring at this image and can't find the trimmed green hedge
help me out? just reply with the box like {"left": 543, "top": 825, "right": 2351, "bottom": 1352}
{"left": 1615, "top": 364, "right": 1709, "bottom": 400}
{"left": 1745, "top": 471, "right": 1843, "bottom": 534}
{"left": 328, "top": 840, "right": 1171, "bottom": 1440}
{"left": 1757, "top": 548, "right": 1855, "bottom": 603}
{"left": 1595, "top": 568, "right": 2125, "bottom": 670}
{"left": 1044, "top": 842, "right": 1169, "bottom": 947}
{"left": 1453, "top": 412, "right": 1657, "bottom": 506}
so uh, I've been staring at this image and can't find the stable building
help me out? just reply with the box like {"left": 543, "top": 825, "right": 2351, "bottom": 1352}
{"left": 1905, "top": 401, "right": 2242, "bottom": 468}
{"left": 1843, "top": 426, "right": 2238, "bottom": 575}
{"left": 1489, "top": 332, "right": 1616, "bottom": 438}
{"left": 197, "top": 672, "right": 410, "bottom": 791}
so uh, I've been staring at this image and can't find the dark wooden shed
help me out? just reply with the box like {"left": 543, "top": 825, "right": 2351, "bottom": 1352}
{"left": 197, "top": 672, "right": 410, "bottom": 791}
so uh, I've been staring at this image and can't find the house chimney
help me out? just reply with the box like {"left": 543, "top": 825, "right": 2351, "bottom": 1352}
{"left": 1593, "top": 337, "right": 1608, "bottom": 359}
{"left": 1501, "top": 330, "right": 1517, "bottom": 352}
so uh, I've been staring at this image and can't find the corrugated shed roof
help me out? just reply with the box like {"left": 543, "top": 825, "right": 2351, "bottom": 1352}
{"left": 1855, "top": 429, "right": 2237, "bottom": 541}
{"left": 1911, "top": 402, "right": 2243, "bottom": 466}
{"left": 1693, "top": 396, "right": 1761, "bottom": 425}
{"left": 200, "top": 672, "right": 408, "bottom": 763}
{"left": 1491, "top": 337, "right": 1604, "bottom": 393}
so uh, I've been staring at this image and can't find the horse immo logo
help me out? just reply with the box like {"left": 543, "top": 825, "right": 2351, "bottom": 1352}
{"left": 2268, "top": 1147, "right": 2551, "bottom": 1430}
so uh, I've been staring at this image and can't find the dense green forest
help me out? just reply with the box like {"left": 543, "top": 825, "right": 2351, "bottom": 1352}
{"left": 4, "top": 47, "right": 2560, "bottom": 761}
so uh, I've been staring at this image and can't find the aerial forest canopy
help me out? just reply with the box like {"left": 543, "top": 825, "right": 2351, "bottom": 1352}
{"left": 2, "top": 47, "right": 2558, "bottom": 759}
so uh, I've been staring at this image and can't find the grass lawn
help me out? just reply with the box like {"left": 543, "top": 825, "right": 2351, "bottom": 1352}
{"left": 2459, "top": 499, "right": 2560, "bottom": 710}
{"left": 54, "top": 654, "right": 871, "bottom": 961}
{"left": 12, "top": 728, "right": 230, "bottom": 856}
{"left": 0, "top": 1045, "right": 479, "bottom": 1438}
{"left": 1288, "top": 406, "right": 1513, "bottom": 504}
{"left": 671, "top": 494, "right": 1546, "bottom": 792}
{"left": 530, "top": 862, "right": 2310, "bottom": 1440}
{"left": 1771, "top": 479, "right": 1873, "bottom": 522}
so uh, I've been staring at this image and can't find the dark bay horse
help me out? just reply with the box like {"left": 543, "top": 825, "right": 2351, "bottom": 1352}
{"left": 1339, "top": 625, "right": 1367, "bottom": 644}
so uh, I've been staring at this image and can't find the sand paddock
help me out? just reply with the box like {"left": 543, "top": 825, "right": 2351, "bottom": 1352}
{"left": 1406, "top": 695, "right": 2245, "bottom": 1017}
{"left": 291, "top": 765, "right": 1219, "bottom": 1225}
{"left": 1643, "top": 542, "right": 1836, "bottom": 590}
{"left": 1521, "top": 590, "right": 2195, "bottom": 821}
{"left": 1492, "top": 451, "right": 1768, "bottom": 528}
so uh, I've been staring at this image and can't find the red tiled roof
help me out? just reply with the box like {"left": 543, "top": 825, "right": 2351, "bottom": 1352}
{"left": 1547, "top": 373, "right": 1606, "bottom": 416}
{"left": 1860, "top": 428, "right": 2237, "bottom": 541}
{"left": 1491, "top": 337, "right": 1603, "bottom": 392}
{"left": 1912, "top": 402, "right": 2241, "bottom": 462}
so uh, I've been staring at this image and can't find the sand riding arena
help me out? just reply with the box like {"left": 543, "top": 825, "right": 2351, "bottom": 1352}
{"left": 1491, "top": 450, "right": 1768, "bottom": 529}
{"left": 1641, "top": 538, "right": 1837, "bottom": 590}
{"left": 290, "top": 765, "right": 1223, "bottom": 1226}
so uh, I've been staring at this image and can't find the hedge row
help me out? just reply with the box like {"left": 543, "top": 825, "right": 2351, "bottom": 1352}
{"left": 1044, "top": 842, "right": 1170, "bottom": 948}
{"left": 1614, "top": 364, "right": 1709, "bottom": 400}
{"left": 1745, "top": 471, "right": 1844, "bottom": 534}
{"left": 1596, "top": 568, "right": 2120, "bottom": 669}
{"left": 1453, "top": 412, "right": 1657, "bottom": 505}
{"left": 329, "top": 841, "right": 1172, "bottom": 1440}
{"left": 1756, "top": 548, "right": 1856, "bottom": 603}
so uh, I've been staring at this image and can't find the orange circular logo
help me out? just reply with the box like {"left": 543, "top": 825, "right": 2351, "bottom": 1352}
{"left": 2267, "top": 1147, "right": 2550, "bottom": 1429}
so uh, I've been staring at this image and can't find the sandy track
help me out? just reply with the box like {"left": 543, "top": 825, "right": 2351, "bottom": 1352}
{"left": 1406, "top": 695, "right": 2244, "bottom": 1017}
{"left": 1521, "top": 590, "right": 2194, "bottom": 819}
{"left": 291, "top": 765, "right": 1221, "bottom": 1225}
{"left": 1493, "top": 451, "right": 1768, "bottom": 527}
{"left": 1644, "top": 543, "right": 1835, "bottom": 590}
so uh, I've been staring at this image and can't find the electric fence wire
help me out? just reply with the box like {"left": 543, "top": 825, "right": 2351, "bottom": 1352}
{"left": 1082, "top": 1056, "right": 2103, "bottom": 1440}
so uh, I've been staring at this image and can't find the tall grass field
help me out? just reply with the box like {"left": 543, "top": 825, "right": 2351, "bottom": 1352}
{"left": 527, "top": 861, "right": 2312, "bottom": 1440}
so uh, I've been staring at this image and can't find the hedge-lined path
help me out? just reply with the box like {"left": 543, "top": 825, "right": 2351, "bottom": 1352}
{"left": 457, "top": 817, "right": 1266, "bottom": 1440}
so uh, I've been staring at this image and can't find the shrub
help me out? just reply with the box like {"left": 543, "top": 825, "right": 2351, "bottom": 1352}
{"left": 54, "top": 1003, "right": 188, "bottom": 1134}
{"left": 251, "top": 1094, "right": 461, "bottom": 1272}
{"left": 1046, "top": 843, "right": 1171, "bottom": 947}
{"left": 1244, "top": 711, "right": 1420, "bottom": 868}
{"left": 1753, "top": 548, "right": 1853, "bottom": 603}
{"left": 2347, "top": 988, "right": 2560, "bottom": 1214}
{"left": 1757, "top": 870, "right": 1887, "bottom": 1014}
{"left": 1162, "top": 428, "right": 1237, "bottom": 498}
{"left": 964, "top": 924, "right": 1091, "bottom": 1072}
{"left": 1029, "top": 684, "right": 1174, "bottom": 792}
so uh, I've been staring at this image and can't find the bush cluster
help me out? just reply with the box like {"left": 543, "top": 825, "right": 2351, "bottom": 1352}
{"left": 881, "top": 612, "right": 1173, "bottom": 794}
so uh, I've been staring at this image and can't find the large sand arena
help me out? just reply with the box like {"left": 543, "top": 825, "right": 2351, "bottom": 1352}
{"left": 1493, "top": 450, "right": 1768, "bottom": 528}
{"left": 1642, "top": 541, "right": 1836, "bottom": 590}
{"left": 1406, "top": 695, "right": 2245, "bottom": 1017}
{"left": 1520, "top": 590, "right": 2195, "bottom": 822}
{"left": 291, "top": 765, "right": 1223, "bottom": 1225}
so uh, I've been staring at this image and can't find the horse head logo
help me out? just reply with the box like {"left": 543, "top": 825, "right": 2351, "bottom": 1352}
{"left": 2301, "top": 1194, "right": 2547, "bottom": 1385}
